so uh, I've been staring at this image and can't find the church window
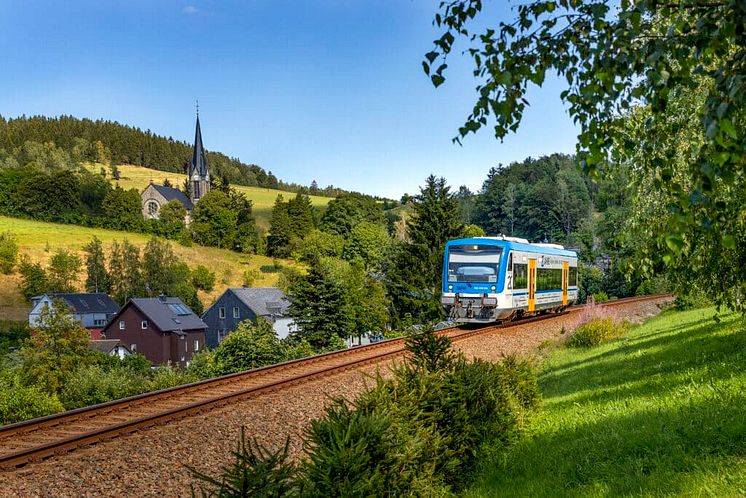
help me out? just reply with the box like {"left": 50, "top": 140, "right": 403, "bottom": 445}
{"left": 147, "top": 201, "right": 159, "bottom": 217}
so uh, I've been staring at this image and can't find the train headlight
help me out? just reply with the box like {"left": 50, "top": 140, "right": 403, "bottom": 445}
{"left": 448, "top": 284, "right": 453, "bottom": 291}
{"left": 490, "top": 285, "right": 496, "bottom": 292}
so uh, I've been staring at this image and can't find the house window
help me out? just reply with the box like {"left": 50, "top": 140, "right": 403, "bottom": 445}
{"left": 218, "top": 329, "right": 226, "bottom": 342}
{"left": 141, "top": 320, "right": 148, "bottom": 329}
{"left": 233, "top": 307, "right": 239, "bottom": 319}
{"left": 94, "top": 319, "right": 106, "bottom": 326}
{"left": 119, "top": 320, "right": 125, "bottom": 330}
{"left": 219, "top": 307, "right": 226, "bottom": 319}
{"left": 194, "top": 339, "right": 200, "bottom": 351}
{"left": 131, "top": 344, "right": 137, "bottom": 351}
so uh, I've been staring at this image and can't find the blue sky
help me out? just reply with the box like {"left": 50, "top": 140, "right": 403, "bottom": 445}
{"left": 0, "top": 1, "right": 578, "bottom": 198}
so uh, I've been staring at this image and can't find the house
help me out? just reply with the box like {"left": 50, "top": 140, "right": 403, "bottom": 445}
{"left": 101, "top": 296, "right": 207, "bottom": 368}
{"left": 202, "top": 287, "right": 293, "bottom": 348}
{"left": 29, "top": 293, "right": 119, "bottom": 339}
{"left": 141, "top": 113, "right": 210, "bottom": 221}
{"left": 89, "top": 339, "right": 131, "bottom": 360}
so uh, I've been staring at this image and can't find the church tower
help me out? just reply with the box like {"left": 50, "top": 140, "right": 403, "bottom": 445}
{"left": 188, "top": 111, "right": 210, "bottom": 204}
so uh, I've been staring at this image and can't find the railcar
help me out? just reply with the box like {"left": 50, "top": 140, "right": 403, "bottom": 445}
{"left": 441, "top": 236, "right": 578, "bottom": 323}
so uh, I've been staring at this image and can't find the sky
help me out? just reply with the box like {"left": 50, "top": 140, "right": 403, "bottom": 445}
{"left": 0, "top": 0, "right": 579, "bottom": 199}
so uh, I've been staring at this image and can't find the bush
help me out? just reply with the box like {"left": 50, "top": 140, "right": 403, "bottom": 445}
{"left": 188, "top": 349, "right": 218, "bottom": 380}
{"left": 0, "top": 372, "right": 64, "bottom": 425}
{"left": 568, "top": 317, "right": 629, "bottom": 347}
{"left": 190, "top": 428, "right": 300, "bottom": 497}
{"left": 259, "top": 263, "right": 284, "bottom": 273}
{"left": 0, "top": 231, "right": 18, "bottom": 274}
{"left": 147, "top": 367, "right": 196, "bottom": 391}
{"left": 592, "top": 291, "right": 610, "bottom": 303}
{"left": 59, "top": 365, "right": 147, "bottom": 410}
{"left": 214, "top": 319, "right": 286, "bottom": 375}
{"left": 673, "top": 292, "right": 712, "bottom": 310}
{"left": 191, "top": 265, "right": 216, "bottom": 292}
{"left": 242, "top": 269, "right": 259, "bottom": 287}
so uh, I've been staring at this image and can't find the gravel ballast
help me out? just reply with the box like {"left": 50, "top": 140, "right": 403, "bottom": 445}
{"left": 0, "top": 298, "right": 670, "bottom": 497}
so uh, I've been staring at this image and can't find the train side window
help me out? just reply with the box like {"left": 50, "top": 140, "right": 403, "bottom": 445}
{"left": 568, "top": 266, "right": 578, "bottom": 286}
{"left": 513, "top": 263, "right": 528, "bottom": 289}
{"left": 537, "top": 268, "right": 563, "bottom": 291}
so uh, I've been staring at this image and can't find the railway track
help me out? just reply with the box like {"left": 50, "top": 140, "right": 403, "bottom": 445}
{"left": 0, "top": 293, "right": 671, "bottom": 470}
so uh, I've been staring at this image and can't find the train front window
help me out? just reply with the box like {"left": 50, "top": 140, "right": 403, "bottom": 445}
{"left": 447, "top": 245, "right": 502, "bottom": 283}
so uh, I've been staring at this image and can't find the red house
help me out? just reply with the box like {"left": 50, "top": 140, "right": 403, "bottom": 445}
{"left": 102, "top": 297, "right": 207, "bottom": 368}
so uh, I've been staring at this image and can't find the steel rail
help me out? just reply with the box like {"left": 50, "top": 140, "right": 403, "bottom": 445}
{"left": 0, "top": 293, "right": 671, "bottom": 470}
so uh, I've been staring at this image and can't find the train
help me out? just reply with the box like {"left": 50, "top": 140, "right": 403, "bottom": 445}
{"left": 441, "top": 236, "right": 579, "bottom": 323}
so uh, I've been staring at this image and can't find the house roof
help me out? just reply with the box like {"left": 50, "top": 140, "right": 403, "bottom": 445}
{"left": 90, "top": 339, "right": 130, "bottom": 354}
{"left": 129, "top": 297, "right": 207, "bottom": 332}
{"left": 229, "top": 287, "right": 290, "bottom": 317}
{"left": 45, "top": 293, "right": 119, "bottom": 314}
{"left": 151, "top": 184, "right": 194, "bottom": 211}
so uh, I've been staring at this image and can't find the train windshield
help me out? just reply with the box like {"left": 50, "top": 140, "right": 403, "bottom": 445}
{"left": 447, "top": 245, "right": 503, "bottom": 283}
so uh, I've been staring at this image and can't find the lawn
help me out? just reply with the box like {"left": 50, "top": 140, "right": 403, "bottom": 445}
{"left": 84, "top": 163, "right": 333, "bottom": 229}
{"left": 466, "top": 307, "right": 746, "bottom": 497}
{"left": 0, "top": 216, "right": 299, "bottom": 320}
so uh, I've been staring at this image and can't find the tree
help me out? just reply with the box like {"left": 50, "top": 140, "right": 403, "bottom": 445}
{"left": 213, "top": 318, "right": 286, "bottom": 374}
{"left": 109, "top": 240, "right": 143, "bottom": 304}
{"left": 342, "top": 222, "right": 391, "bottom": 270}
{"left": 425, "top": 0, "right": 746, "bottom": 306}
{"left": 141, "top": 237, "right": 177, "bottom": 296}
{"left": 287, "top": 264, "right": 352, "bottom": 350}
{"left": 84, "top": 236, "right": 110, "bottom": 293}
{"left": 0, "top": 231, "right": 18, "bottom": 274}
{"left": 267, "top": 195, "right": 292, "bottom": 258}
{"left": 191, "top": 190, "right": 238, "bottom": 249}
{"left": 47, "top": 249, "right": 81, "bottom": 293}
{"left": 18, "top": 255, "right": 49, "bottom": 300}
{"left": 102, "top": 187, "right": 143, "bottom": 231}
{"left": 157, "top": 199, "right": 187, "bottom": 237}
{"left": 320, "top": 192, "right": 385, "bottom": 238}
{"left": 292, "top": 229, "right": 345, "bottom": 265}
{"left": 21, "top": 299, "right": 93, "bottom": 392}
{"left": 503, "top": 183, "right": 516, "bottom": 236}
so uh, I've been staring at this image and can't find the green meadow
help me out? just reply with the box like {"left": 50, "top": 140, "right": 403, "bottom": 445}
{"left": 467, "top": 307, "right": 746, "bottom": 497}
{"left": 0, "top": 216, "right": 299, "bottom": 320}
{"left": 84, "top": 163, "right": 333, "bottom": 229}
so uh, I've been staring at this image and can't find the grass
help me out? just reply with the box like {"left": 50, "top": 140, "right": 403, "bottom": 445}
{"left": 0, "top": 215, "right": 300, "bottom": 320}
{"left": 466, "top": 307, "right": 746, "bottom": 497}
{"left": 83, "top": 163, "right": 333, "bottom": 229}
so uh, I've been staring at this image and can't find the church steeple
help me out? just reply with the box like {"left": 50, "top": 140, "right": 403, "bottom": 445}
{"left": 188, "top": 106, "right": 210, "bottom": 204}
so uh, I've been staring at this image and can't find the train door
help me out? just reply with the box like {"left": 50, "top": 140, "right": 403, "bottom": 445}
{"left": 562, "top": 261, "right": 569, "bottom": 306}
{"left": 528, "top": 259, "right": 536, "bottom": 312}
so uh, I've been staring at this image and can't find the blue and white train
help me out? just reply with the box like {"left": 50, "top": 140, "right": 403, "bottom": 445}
{"left": 441, "top": 236, "right": 579, "bottom": 323}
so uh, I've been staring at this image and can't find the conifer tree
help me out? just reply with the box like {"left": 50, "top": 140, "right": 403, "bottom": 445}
{"left": 267, "top": 195, "right": 292, "bottom": 258}
{"left": 84, "top": 236, "right": 110, "bottom": 293}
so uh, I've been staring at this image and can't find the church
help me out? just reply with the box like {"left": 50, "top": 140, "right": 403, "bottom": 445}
{"left": 141, "top": 114, "right": 211, "bottom": 222}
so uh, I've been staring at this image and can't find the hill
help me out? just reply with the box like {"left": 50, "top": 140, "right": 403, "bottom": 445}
{"left": 85, "top": 163, "right": 333, "bottom": 230}
{"left": 0, "top": 216, "right": 300, "bottom": 321}
{"left": 467, "top": 307, "right": 746, "bottom": 496}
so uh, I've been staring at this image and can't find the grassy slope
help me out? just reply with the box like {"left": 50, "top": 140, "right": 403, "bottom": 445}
{"left": 0, "top": 216, "right": 299, "bottom": 320}
{"left": 467, "top": 307, "right": 746, "bottom": 497}
{"left": 84, "top": 163, "right": 333, "bottom": 230}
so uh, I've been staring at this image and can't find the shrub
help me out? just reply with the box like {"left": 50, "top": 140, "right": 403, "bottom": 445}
{"left": 260, "top": 263, "right": 284, "bottom": 273}
{"left": 283, "top": 339, "right": 316, "bottom": 361}
{"left": 188, "top": 349, "right": 218, "bottom": 380}
{"left": 592, "top": 291, "right": 610, "bottom": 303}
{"left": 403, "top": 325, "right": 455, "bottom": 373}
{"left": 147, "top": 367, "right": 196, "bottom": 391}
{"left": 0, "top": 231, "right": 18, "bottom": 274}
{"left": 673, "top": 292, "right": 712, "bottom": 310}
{"left": 59, "top": 365, "right": 147, "bottom": 410}
{"left": 214, "top": 318, "right": 286, "bottom": 375}
{"left": 0, "top": 372, "right": 64, "bottom": 425}
{"left": 191, "top": 265, "right": 216, "bottom": 292}
{"left": 242, "top": 269, "right": 259, "bottom": 287}
{"left": 568, "top": 317, "right": 629, "bottom": 347}
{"left": 190, "top": 428, "right": 300, "bottom": 497}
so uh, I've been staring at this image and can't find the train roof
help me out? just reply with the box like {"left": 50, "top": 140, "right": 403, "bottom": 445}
{"left": 446, "top": 237, "right": 578, "bottom": 257}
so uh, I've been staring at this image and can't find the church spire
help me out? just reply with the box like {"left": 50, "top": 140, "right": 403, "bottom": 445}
{"left": 188, "top": 107, "right": 210, "bottom": 203}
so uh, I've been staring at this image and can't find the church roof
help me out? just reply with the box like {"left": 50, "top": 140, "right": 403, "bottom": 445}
{"left": 189, "top": 115, "right": 209, "bottom": 178}
{"left": 152, "top": 184, "right": 193, "bottom": 211}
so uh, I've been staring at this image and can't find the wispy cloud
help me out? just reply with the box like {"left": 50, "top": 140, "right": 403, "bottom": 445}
{"left": 182, "top": 5, "right": 198, "bottom": 15}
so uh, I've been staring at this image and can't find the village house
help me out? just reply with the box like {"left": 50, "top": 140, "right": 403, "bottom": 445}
{"left": 202, "top": 287, "right": 293, "bottom": 348}
{"left": 101, "top": 296, "right": 207, "bottom": 368}
{"left": 29, "top": 293, "right": 119, "bottom": 339}
{"left": 141, "top": 113, "right": 210, "bottom": 222}
{"left": 89, "top": 339, "right": 131, "bottom": 359}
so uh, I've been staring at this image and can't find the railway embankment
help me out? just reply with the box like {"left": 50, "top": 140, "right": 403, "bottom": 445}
{"left": 466, "top": 306, "right": 746, "bottom": 496}
{"left": 0, "top": 295, "right": 671, "bottom": 497}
